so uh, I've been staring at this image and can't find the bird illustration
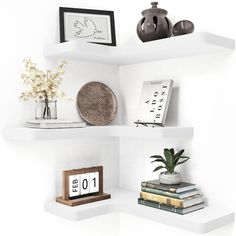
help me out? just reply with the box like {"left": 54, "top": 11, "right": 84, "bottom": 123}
{"left": 74, "top": 17, "right": 102, "bottom": 38}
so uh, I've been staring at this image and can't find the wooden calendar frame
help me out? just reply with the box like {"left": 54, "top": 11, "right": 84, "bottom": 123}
{"left": 56, "top": 166, "right": 111, "bottom": 207}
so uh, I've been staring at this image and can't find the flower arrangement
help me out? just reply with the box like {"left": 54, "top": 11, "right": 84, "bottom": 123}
{"left": 20, "top": 58, "right": 70, "bottom": 101}
{"left": 20, "top": 58, "right": 71, "bottom": 119}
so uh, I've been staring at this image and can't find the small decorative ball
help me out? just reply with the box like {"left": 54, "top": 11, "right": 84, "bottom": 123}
{"left": 172, "top": 20, "right": 194, "bottom": 36}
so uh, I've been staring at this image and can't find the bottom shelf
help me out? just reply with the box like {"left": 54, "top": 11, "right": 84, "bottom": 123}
{"left": 45, "top": 189, "right": 234, "bottom": 234}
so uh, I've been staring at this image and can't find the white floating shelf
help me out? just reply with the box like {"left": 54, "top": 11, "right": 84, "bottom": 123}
{"left": 44, "top": 32, "right": 235, "bottom": 65}
{"left": 45, "top": 188, "right": 234, "bottom": 234}
{"left": 2, "top": 125, "right": 193, "bottom": 141}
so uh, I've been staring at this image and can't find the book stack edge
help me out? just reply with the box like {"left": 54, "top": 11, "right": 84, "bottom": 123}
{"left": 138, "top": 179, "right": 204, "bottom": 215}
{"left": 25, "top": 119, "right": 86, "bottom": 129}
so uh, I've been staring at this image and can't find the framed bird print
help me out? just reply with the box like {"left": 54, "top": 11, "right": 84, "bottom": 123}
{"left": 135, "top": 80, "right": 174, "bottom": 127}
{"left": 59, "top": 7, "right": 116, "bottom": 46}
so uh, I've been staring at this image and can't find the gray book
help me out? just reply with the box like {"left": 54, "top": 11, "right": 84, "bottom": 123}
{"left": 141, "top": 179, "right": 196, "bottom": 193}
{"left": 138, "top": 198, "right": 204, "bottom": 215}
{"left": 141, "top": 187, "right": 201, "bottom": 199}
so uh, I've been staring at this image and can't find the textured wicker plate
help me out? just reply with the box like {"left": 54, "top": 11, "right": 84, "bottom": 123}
{"left": 77, "top": 82, "right": 118, "bottom": 126}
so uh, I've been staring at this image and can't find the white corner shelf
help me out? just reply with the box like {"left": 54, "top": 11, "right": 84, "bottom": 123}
{"left": 45, "top": 188, "right": 234, "bottom": 234}
{"left": 44, "top": 32, "right": 235, "bottom": 65}
{"left": 2, "top": 125, "right": 193, "bottom": 141}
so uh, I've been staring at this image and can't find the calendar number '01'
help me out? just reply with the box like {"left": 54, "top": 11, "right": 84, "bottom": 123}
{"left": 82, "top": 177, "right": 96, "bottom": 190}
{"left": 69, "top": 172, "right": 99, "bottom": 198}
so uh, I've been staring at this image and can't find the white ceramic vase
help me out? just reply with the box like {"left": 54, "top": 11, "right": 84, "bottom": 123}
{"left": 159, "top": 172, "right": 182, "bottom": 185}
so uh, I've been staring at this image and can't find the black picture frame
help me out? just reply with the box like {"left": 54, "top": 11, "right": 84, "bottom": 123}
{"left": 59, "top": 7, "right": 116, "bottom": 46}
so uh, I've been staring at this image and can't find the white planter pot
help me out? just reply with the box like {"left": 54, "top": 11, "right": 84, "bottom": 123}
{"left": 159, "top": 172, "right": 182, "bottom": 185}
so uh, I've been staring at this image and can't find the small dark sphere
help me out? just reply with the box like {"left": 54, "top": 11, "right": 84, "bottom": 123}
{"left": 172, "top": 20, "right": 194, "bottom": 36}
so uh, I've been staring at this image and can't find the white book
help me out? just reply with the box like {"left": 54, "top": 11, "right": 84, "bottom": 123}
{"left": 182, "top": 203, "right": 204, "bottom": 214}
{"left": 177, "top": 189, "right": 201, "bottom": 199}
{"left": 27, "top": 119, "right": 83, "bottom": 124}
{"left": 136, "top": 80, "right": 173, "bottom": 126}
{"left": 25, "top": 119, "right": 86, "bottom": 129}
{"left": 182, "top": 194, "right": 204, "bottom": 208}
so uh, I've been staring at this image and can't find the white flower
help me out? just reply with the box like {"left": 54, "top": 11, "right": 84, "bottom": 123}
{"left": 20, "top": 59, "right": 72, "bottom": 101}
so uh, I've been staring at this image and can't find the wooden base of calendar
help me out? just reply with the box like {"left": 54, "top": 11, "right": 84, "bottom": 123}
{"left": 56, "top": 193, "right": 111, "bottom": 207}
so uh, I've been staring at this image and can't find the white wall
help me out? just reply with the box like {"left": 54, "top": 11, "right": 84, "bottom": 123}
{"left": 0, "top": 0, "right": 235, "bottom": 236}
{"left": 119, "top": 53, "right": 236, "bottom": 207}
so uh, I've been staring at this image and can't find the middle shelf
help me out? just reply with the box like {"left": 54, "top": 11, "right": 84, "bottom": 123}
{"left": 3, "top": 125, "right": 193, "bottom": 141}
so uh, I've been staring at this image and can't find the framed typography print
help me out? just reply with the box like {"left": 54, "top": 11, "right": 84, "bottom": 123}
{"left": 135, "top": 80, "right": 174, "bottom": 126}
{"left": 56, "top": 166, "right": 111, "bottom": 207}
{"left": 59, "top": 7, "right": 116, "bottom": 46}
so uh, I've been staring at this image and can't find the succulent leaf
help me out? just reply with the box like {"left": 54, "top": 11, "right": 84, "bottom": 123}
{"left": 151, "top": 159, "right": 168, "bottom": 165}
{"left": 153, "top": 166, "right": 165, "bottom": 172}
{"left": 176, "top": 157, "right": 190, "bottom": 166}
{"left": 149, "top": 155, "right": 163, "bottom": 159}
{"left": 164, "top": 149, "right": 173, "bottom": 168}
{"left": 178, "top": 156, "right": 189, "bottom": 159}
{"left": 170, "top": 148, "right": 175, "bottom": 157}
{"left": 174, "top": 149, "right": 185, "bottom": 157}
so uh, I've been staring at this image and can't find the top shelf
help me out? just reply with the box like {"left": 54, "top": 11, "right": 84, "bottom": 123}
{"left": 44, "top": 32, "right": 235, "bottom": 65}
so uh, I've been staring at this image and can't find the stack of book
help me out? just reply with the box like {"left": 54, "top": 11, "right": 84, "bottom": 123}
{"left": 138, "top": 179, "right": 204, "bottom": 215}
{"left": 25, "top": 119, "right": 86, "bottom": 129}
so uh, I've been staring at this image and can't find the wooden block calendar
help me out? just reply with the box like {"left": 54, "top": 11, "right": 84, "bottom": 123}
{"left": 56, "top": 166, "right": 111, "bottom": 207}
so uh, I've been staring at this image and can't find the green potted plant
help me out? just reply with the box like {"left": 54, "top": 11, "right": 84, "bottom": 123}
{"left": 150, "top": 148, "right": 190, "bottom": 185}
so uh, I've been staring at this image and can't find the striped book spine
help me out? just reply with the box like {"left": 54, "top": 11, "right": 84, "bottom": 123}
{"left": 141, "top": 182, "right": 178, "bottom": 192}
{"left": 140, "top": 191, "right": 184, "bottom": 207}
{"left": 138, "top": 198, "right": 185, "bottom": 214}
{"left": 141, "top": 186, "right": 181, "bottom": 199}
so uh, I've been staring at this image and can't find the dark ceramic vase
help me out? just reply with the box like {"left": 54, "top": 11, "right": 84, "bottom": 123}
{"left": 137, "top": 2, "right": 172, "bottom": 42}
